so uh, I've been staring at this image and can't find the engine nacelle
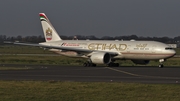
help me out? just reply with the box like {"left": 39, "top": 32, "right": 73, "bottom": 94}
{"left": 131, "top": 60, "right": 150, "bottom": 65}
{"left": 90, "top": 52, "right": 111, "bottom": 64}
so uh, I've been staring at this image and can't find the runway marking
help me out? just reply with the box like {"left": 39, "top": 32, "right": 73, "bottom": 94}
{"left": 104, "top": 67, "right": 180, "bottom": 80}
{"left": 104, "top": 67, "right": 140, "bottom": 76}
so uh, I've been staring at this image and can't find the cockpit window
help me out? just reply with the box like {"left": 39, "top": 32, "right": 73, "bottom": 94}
{"left": 165, "top": 47, "right": 173, "bottom": 50}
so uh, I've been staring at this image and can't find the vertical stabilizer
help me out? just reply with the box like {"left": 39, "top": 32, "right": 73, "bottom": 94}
{"left": 39, "top": 13, "right": 61, "bottom": 42}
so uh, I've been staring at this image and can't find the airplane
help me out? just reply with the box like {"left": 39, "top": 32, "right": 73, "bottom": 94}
{"left": 14, "top": 13, "right": 176, "bottom": 68}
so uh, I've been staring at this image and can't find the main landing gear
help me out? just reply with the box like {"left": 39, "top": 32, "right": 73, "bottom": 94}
{"left": 83, "top": 61, "right": 119, "bottom": 67}
{"left": 83, "top": 61, "right": 96, "bottom": 67}
{"left": 107, "top": 62, "right": 119, "bottom": 67}
{"left": 83, "top": 60, "right": 119, "bottom": 67}
{"left": 158, "top": 59, "right": 164, "bottom": 68}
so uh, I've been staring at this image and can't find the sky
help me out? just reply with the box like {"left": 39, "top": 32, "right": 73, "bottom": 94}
{"left": 0, "top": 0, "right": 180, "bottom": 38}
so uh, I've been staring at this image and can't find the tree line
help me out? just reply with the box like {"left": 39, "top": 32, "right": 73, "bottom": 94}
{"left": 0, "top": 35, "right": 180, "bottom": 44}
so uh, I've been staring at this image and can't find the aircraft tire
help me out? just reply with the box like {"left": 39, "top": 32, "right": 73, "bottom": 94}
{"left": 158, "top": 64, "right": 164, "bottom": 68}
{"left": 92, "top": 64, "right": 96, "bottom": 67}
{"left": 83, "top": 63, "right": 88, "bottom": 67}
{"left": 115, "top": 63, "right": 119, "bottom": 67}
{"left": 108, "top": 63, "right": 119, "bottom": 67}
{"left": 83, "top": 62, "right": 96, "bottom": 67}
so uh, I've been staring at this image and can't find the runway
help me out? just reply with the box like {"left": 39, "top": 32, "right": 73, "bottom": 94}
{"left": 0, "top": 64, "right": 180, "bottom": 84}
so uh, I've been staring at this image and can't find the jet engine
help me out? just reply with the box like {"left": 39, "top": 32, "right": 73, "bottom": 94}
{"left": 131, "top": 60, "right": 150, "bottom": 65}
{"left": 90, "top": 52, "right": 111, "bottom": 64}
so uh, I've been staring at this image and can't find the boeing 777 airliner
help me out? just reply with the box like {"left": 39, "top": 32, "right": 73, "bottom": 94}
{"left": 14, "top": 13, "right": 176, "bottom": 68}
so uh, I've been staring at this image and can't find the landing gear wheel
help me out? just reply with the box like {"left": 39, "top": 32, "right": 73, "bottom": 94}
{"left": 92, "top": 64, "right": 96, "bottom": 67}
{"left": 158, "top": 64, "right": 164, "bottom": 68}
{"left": 115, "top": 63, "right": 119, "bottom": 67}
{"left": 108, "top": 63, "right": 119, "bottom": 67}
{"left": 83, "top": 62, "right": 96, "bottom": 67}
{"left": 83, "top": 63, "right": 88, "bottom": 67}
{"left": 83, "top": 62, "right": 90, "bottom": 67}
{"left": 159, "top": 59, "right": 164, "bottom": 68}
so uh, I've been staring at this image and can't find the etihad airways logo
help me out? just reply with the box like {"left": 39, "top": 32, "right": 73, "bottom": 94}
{"left": 46, "top": 28, "right": 52, "bottom": 41}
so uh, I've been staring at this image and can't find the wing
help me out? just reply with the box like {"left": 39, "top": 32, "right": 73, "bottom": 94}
{"left": 14, "top": 42, "right": 92, "bottom": 53}
{"left": 14, "top": 42, "right": 119, "bottom": 56}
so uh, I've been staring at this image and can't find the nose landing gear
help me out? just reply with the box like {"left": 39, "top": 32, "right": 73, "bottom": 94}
{"left": 159, "top": 59, "right": 164, "bottom": 68}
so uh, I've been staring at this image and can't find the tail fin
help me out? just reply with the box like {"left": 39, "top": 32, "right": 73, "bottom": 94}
{"left": 39, "top": 13, "right": 62, "bottom": 42}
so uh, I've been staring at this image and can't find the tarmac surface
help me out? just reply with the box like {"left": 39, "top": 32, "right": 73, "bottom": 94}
{"left": 0, "top": 64, "right": 180, "bottom": 84}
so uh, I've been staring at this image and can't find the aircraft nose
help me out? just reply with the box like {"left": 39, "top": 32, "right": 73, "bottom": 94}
{"left": 171, "top": 50, "right": 176, "bottom": 56}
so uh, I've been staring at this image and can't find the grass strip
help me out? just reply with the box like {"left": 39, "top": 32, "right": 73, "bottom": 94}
{"left": 0, "top": 81, "right": 180, "bottom": 101}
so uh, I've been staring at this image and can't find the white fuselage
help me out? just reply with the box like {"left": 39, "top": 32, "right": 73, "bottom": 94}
{"left": 40, "top": 40, "right": 176, "bottom": 60}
